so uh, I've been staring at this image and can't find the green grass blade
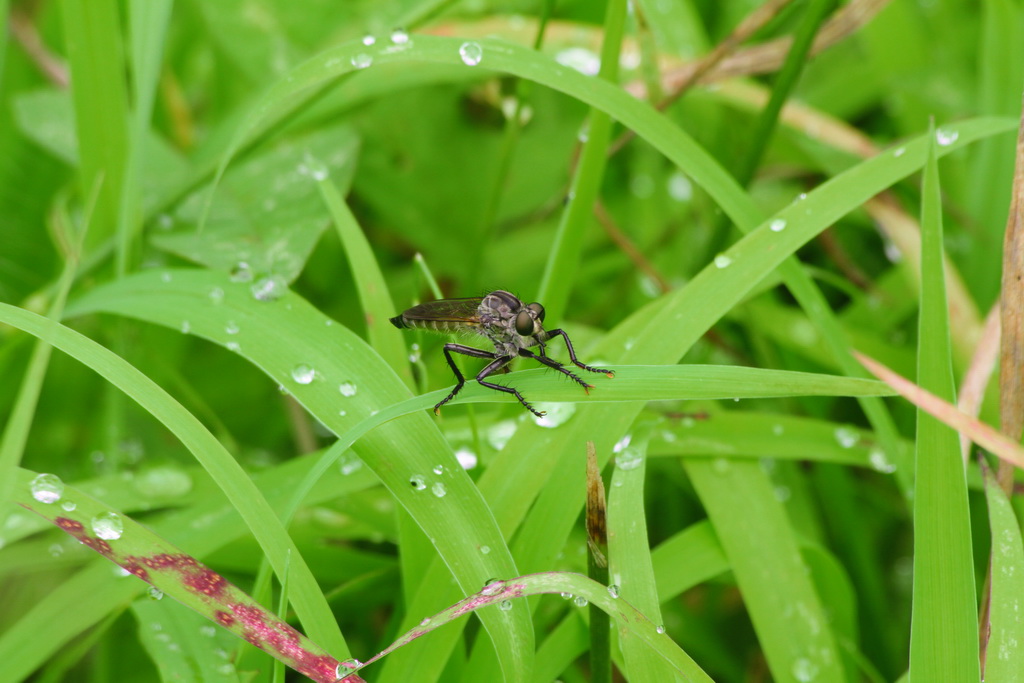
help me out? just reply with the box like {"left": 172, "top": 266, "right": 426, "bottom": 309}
{"left": 907, "top": 127, "right": 979, "bottom": 680}
{"left": 607, "top": 428, "right": 685, "bottom": 682}
{"left": 685, "top": 458, "right": 845, "bottom": 682}
{"left": 536, "top": 0, "right": 626, "bottom": 322}
{"left": 0, "top": 303, "right": 347, "bottom": 655}
{"left": 982, "top": 464, "right": 1024, "bottom": 681}
{"left": 61, "top": 0, "right": 129, "bottom": 250}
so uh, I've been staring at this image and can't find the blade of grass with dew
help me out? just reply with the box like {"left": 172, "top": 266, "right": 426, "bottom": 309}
{"left": 362, "top": 572, "right": 711, "bottom": 682}
{"left": 0, "top": 304, "right": 347, "bottom": 655}
{"left": 981, "top": 463, "right": 1024, "bottom": 681}
{"left": 0, "top": 448, "right": 377, "bottom": 681}
{"left": 907, "top": 127, "right": 979, "bottom": 681}
{"left": 61, "top": 0, "right": 129, "bottom": 251}
{"left": 536, "top": 0, "right": 626, "bottom": 322}
{"left": 649, "top": 409, "right": 905, "bottom": 472}
{"left": 685, "top": 456, "right": 844, "bottom": 682}
{"left": 132, "top": 598, "right": 244, "bottom": 683}
{"left": 607, "top": 427, "right": 683, "bottom": 682}
{"left": 65, "top": 269, "right": 535, "bottom": 682}
{"left": 13, "top": 476, "right": 344, "bottom": 682}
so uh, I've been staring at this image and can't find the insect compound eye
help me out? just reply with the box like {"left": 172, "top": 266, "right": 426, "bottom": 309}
{"left": 515, "top": 310, "right": 535, "bottom": 336}
{"left": 527, "top": 302, "right": 545, "bottom": 323}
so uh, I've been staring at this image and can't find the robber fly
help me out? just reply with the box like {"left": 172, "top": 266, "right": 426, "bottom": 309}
{"left": 390, "top": 290, "right": 614, "bottom": 417}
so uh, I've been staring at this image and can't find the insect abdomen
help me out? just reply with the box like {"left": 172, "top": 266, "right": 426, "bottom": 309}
{"left": 390, "top": 316, "right": 475, "bottom": 334}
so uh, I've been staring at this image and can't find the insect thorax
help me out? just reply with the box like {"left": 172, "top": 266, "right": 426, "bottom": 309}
{"left": 478, "top": 291, "right": 534, "bottom": 356}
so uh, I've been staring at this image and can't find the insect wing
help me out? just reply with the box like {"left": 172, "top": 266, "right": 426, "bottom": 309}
{"left": 400, "top": 297, "right": 483, "bottom": 323}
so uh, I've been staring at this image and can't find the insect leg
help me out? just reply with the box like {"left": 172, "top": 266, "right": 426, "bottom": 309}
{"left": 436, "top": 344, "right": 498, "bottom": 415}
{"left": 518, "top": 348, "right": 593, "bottom": 392}
{"left": 542, "top": 329, "right": 615, "bottom": 377}
{"left": 476, "top": 355, "right": 545, "bottom": 417}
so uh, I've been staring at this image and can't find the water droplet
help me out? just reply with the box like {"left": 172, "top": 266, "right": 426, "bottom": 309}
{"left": 935, "top": 128, "right": 959, "bottom": 146}
{"left": 459, "top": 41, "right": 483, "bottom": 66}
{"left": 616, "top": 447, "right": 644, "bottom": 471}
{"left": 229, "top": 262, "right": 253, "bottom": 282}
{"left": 791, "top": 657, "right": 820, "bottom": 682}
{"left": 291, "top": 364, "right": 316, "bottom": 384}
{"left": 61, "top": 500, "right": 76, "bottom": 512}
{"left": 409, "top": 474, "right": 427, "bottom": 490}
{"left": 431, "top": 482, "right": 447, "bottom": 498}
{"left": 390, "top": 28, "right": 410, "bottom": 45}
{"left": 251, "top": 275, "right": 287, "bottom": 301}
{"left": 560, "top": 592, "right": 573, "bottom": 600}
{"left": 481, "top": 579, "right": 505, "bottom": 596}
{"left": 224, "top": 321, "right": 239, "bottom": 335}
{"left": 160, "top": 271, "right": 172, "bottom": 283}
{"left": 30, "top": 473, "right": 64, "bottom": 504}
{"left": 91, "top": 512, "right": 124, "bottom": 540}
{"left": 834, "top": 427, "right": 859, "bottom": 448}
{"left": 305, "top": 157, "right": 330, "bottom": 181}
{"left": 555, "top": 46, "right": 600, "bottom": 75}
{"left": 338, "top": 381, "right": 357, "bottom": 397}
{"left": 772, "top": 424, "right": 785, "bottom": 436}
{"left": 419, "top": 617, "right": 431, "bottom": 626}
{"left": 533, "top": 402, "right": 576, "bottom": 428}
{"left": 774, "top": 485, "right": 791, "bottom": 502}
{"left": 714, "top": 254, "right": 733, "bottom": 269}
{"left": 455, "top": 447, "right": 478, "bottom": 470}
{"left": 655, "top": 624, "right": 666, "bottom": 634}
{"left": 200, "top": 625, "right": 216, "bottom": 637}
{"left": 180, "top": 320, "right": 191, "bottom": 334}
{"left": 337, "top": 659, "right": 363, "bottom": 675}
{"left": 480, "top": 545, "right": 491, "bottom": 555}
{"left": 208, "top": 287, "right": 224, "bottom": 304}
{"left": 770, "top": 218, "right": 787, "bottom": 232}
{"left": 225, "top": 341, "right": 240, "bottom": 352}
{"left": 893, "top": 146, "right": 906, "bottom": 157}
{"left": 883, "top": 239, "right": 903, "bottom": 263}
{"left": 487, "top": 420, "right": 517, "bottom": 450}
{"left": 498, "top": 600, "right": 513, "bottom": 611}
{"left": 362, "top": 34, "right": 376, "bottom": 46}
{"left": 48, "top": 542, "right": 64, "bottom": 557}
{"left": 147, "top": 586, "right": 164, "bottom": 600}
{"left": 607, "top": 584, "right": 620, "bottom": 598}
{"left": 408, "top": 342, "right": 422, "bottom": 363}
{"left": 712, "top": 458, "right": 730, "bottom": 474}
{"left": 157, "top": 214, "right": 173, "bottom": 229}
{"left": 573, "top": 595, "right": 588, "bottom": 607}
{"left": 340, "top": 456, "right": 363, "bottom": 476}
{"left": 869, "top": 448, "right": 897, "bottom": 473}
{"left": 432, "top": 465, "right": 445, "bottom": 476}
{"left": 613, "top": 434, "right": 632, "bottom": 453}
{"left": 667, "top": 171, "right": 692, "bottom": 201}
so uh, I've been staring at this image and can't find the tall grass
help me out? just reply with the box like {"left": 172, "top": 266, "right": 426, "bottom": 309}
{"left": 1, "top": 2, "right": 1021, "bottom": 682}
